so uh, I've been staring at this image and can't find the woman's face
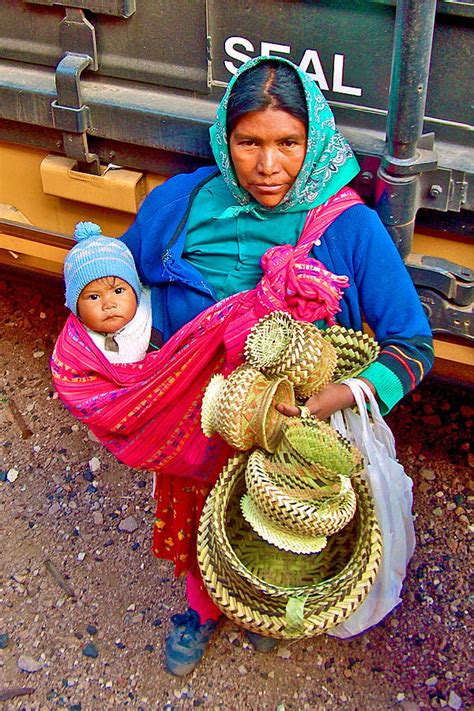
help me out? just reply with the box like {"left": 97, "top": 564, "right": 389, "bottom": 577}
{"left": 229, "top": 107, "right": 307, "bottom": 208}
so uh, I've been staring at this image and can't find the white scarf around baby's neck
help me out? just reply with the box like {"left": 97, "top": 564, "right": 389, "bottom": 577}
{"left": 85, "top": 287, "right": 152, "bottom": 364}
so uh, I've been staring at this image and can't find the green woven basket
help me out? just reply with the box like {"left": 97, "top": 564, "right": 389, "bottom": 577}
{"left": 322, "top": 325, "right": 380, "bottom": 382}
{"left": 273, "top": 418, "right": 363, "bottom": 480}
{"left": 197, "top": 453, "right": 382, "bottom": 639}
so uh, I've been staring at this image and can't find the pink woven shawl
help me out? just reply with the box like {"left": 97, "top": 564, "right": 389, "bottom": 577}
{"left": 51, "top": 188, "right": 362, "bottom": 481}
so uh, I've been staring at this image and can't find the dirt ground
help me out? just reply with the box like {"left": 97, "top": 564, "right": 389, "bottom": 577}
{"left": 0, "top": 274, "right": 472, "bottom": 711}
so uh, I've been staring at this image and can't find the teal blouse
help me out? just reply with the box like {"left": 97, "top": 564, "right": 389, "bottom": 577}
{"left": 183, "top": 175, "right": 306, "bottom": 301}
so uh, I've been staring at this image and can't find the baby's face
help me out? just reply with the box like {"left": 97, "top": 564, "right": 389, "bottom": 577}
{"left": 77, "top": 277, "right": 137, "bottom": 333}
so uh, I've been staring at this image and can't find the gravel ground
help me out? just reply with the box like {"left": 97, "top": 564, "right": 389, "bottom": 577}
{"left": 0, "top": 274, "right": 472, "bottom": 711}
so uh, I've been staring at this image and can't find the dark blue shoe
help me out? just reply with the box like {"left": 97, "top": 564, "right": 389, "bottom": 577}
{"left": 245, "top": 630, "right": 278, "bottom": 653}
{"left": 164, "top": 609, "right": 218, "bottom": 677}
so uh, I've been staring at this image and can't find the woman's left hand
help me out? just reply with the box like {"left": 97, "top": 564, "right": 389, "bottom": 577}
{"left": 276, "top": 382, "right": 357, "bottom": 421}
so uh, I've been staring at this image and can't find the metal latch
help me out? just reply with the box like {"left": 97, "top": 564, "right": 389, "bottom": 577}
{"left": 407, "top": 254, "right": 474, "bottom": 307}
{"left": 51, "top": 8, "right": 100, "bottom": 174}
{"left": 417, "top": 288, "right": 473, "bottom": 341}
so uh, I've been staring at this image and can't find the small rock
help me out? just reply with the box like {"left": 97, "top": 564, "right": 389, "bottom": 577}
{"left": 420, "top": 468, "right": 436, "bottom": 481}
{"left": 92, "top": 511, "right": 103, "bottom": 525}
{"left": 88, "top": 457, "right": 100, "bottom": 473}
{"left": 48, "top": 502, "right": 61, "bottom": 516}
{"left": 7, "top": 468, "right": 19, "bottom": 482}
{"left": 396, "top": 693, "right": 405, "bottom": 702}
{"left": 17, "top": 654, "right": 44, "bottom": 672}
{"left": 277, "top": 647, "right": 291, "bottom": 659}
{"left": 33, "top": 350, "right": 45, "bottom": 358}
{"left": 238, "top": 664, "right": 248, "bottom": 676}
{"left": 82, "top": 642, "right": 98, "bottom": 658}
{"left": 447, "top": 691, "right": 462, "bottom": 710}
{"left": 425, "top": 676, "right": 438, "bottom": 687}
{"left": 118, "top": 516, "right": 138, "bottom": 533}
{"left": 77, "top": 552, "right": 86, "bottom": 561}
{"left": 127, "top": 603, "right": 136, "bottom": 612}
{"left": 0, "top": 633, "right": 9, "bottom": 649}
{"left": 173, "top": 687, "right": 190, "bottom": 700}
{"left": 418, "top": 480, "right": 432, "bottom": 494}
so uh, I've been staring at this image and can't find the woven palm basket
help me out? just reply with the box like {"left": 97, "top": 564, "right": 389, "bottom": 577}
{"left": 322, "top": 325, "right": 380, "bottom": 382}
{"left": 273, "top": 418, "right": 364, "bottom": 481}
{"left": 244, "top": 311, "right": 337, "bottom": 398}
{"left": 243, "top": 448, "right": 357, "bottom": 541}
{"left": 201, "top": 365, "right": 295, "bottom": 452}
{"left": 197, "top": 453, "right": 382, "bottom": 639}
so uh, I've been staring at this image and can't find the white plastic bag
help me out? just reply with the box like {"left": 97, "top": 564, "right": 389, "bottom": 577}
{"left": 328, "top": 378, "right": 416, "bottom": 638}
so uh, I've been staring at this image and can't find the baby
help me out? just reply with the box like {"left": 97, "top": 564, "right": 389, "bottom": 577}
{"left": 64, "top": 222, "right": 153, "bottom": 363}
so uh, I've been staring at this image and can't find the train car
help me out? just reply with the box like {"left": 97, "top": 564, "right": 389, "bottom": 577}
{"left": 0, "top": 0, "right": 472, "bottom": 377}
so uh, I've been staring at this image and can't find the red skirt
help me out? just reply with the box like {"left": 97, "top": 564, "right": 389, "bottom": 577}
{"left": 152, "top": 472, "right": 217, "bottom": 577}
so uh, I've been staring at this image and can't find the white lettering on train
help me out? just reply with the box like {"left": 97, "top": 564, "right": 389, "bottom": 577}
{"left": 224, "top": 36, "right": 363, "bottom": 97}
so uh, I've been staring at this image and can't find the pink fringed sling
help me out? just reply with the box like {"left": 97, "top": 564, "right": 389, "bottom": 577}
{"left": 51, "top": 188, "right": 362, "bottom": 483}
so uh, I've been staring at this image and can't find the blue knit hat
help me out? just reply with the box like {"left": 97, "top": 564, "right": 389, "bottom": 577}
{"left": 64, "top": 222, "right": 142, "bottom": 315}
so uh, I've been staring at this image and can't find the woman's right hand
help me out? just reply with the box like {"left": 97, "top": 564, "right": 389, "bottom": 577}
{"left": 277, "top": 379, "right": 375, "bottom": 421}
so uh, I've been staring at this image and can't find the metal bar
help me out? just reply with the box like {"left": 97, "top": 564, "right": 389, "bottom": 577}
{"left": 0, "top": 219, "right": 75, "bottom": 249}
{"left": 376, "top": 0, "right": 438, "bottom": 257}
{"left": 386, "top": 0, "right": 437, "bottom": 163}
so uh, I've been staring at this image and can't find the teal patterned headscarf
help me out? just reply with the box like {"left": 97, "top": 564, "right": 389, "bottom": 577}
{"left": 209, "top": 56, "right": 359, "bottom": 216}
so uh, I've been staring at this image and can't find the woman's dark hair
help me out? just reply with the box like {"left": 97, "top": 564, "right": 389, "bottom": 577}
{"left": 226, "top": 60, "right": 308, "bottom": 136}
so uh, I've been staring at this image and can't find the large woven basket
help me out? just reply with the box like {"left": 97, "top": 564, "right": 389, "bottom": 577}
{"left": 197, "top": 453, "right": 382, "bottom": 639}
{"left": 244, "top": 311, "right": 337, "bottom": 398}
{"left": 201, "top": 365, "right": 295, "bottom": 452}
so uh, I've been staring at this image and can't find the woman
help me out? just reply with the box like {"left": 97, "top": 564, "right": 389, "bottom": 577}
{"left": 53, "top": 56, "right": 433, "bottom": 676}
{"left": 116, "top": 56, "right": 434, "bottom": 675}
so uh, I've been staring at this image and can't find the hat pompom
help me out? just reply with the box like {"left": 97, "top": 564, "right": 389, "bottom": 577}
{"left": 74, "top": 221, "right": 102, "bottom": 242}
